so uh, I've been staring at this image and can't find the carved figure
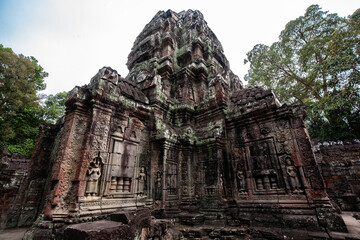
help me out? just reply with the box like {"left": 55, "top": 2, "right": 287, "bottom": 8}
{"left": 85, "top": 154, "right": 102, "bottom": 196}
{"left": 155, "top": 171, "right": 162, "bottom": 200}
{"left": 137, "top": 167, "right": 146, "bottom": 195}
{"left": 236, "top": 170, "right": 246, "bottom": 191}
{"left": 286, "top": 158, "right": 301, "bottom": 192}
{"left": 186, "top": 84, "right": 194, "bottom": 100}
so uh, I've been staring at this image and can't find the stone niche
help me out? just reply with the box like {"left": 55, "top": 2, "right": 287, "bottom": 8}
{"left": 10, "top": 9, "right": 348, "bottom": 239}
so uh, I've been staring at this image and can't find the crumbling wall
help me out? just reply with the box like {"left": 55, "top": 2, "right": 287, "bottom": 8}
{"left": 314, "top": 141, "right": 360, "bottom": 211}
{"left": 5, "top": 124, "right": 62, "bottom": 228}
{"left": 0, "top": 149, "right": 30, "bottom": 228}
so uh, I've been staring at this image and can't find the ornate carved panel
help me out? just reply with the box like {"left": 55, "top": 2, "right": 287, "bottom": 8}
{"left": 244, "top": 139, "right": 284, "bottom": 193}
{"left": 166, "top": 162, "right": 178, "bottom": 196}
{"left": 107, "top": 138, "right": 138, "bottom": 195}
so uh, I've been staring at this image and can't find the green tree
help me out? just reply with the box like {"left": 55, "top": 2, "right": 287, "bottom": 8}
{"left": 0, "top": 44, "right": 48, "bottom": 157}
{"left": 42, "top": 91, "right": 68, "bottom": 123}
{"left": 245, "top": 5, "right": 360, "bottom": 141}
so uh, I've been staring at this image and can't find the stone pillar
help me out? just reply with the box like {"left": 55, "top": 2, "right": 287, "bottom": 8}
{"left": 162, "top": 141, "right": 170, "bottom": 208}
{"left": 74, "top": 102, "right": 112, "bottom": 198}
{"left": 290, "top": 111, "right": 347, "bottom": 232}
{"left": 45, "top": 97, "right": 91, "bottom": 220}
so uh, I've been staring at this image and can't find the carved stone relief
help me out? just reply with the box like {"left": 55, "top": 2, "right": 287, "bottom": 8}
{"left": 285, "top": 156, "right": 301, "bottom": 193}
{"left": 137, "top": 167, "right": 146, "bottom": 196}
{"left": 108, "top": 140, "right": 137, "bottom": 195}
{"left": 166, "top": 163, "right": 178, "bottom": 196}
{"left": 236, "top": 169, "right": 246, "bottom": 192}
{"left": 155, "top": 171, "right": 162, "bottom": 200}
{"left": 85, "top": 153, "right": 103, "bottom": 197}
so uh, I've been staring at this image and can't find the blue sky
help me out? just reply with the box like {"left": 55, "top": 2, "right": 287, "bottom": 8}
{"left": 1, "top": 0, "right": 359, "bottom": 95}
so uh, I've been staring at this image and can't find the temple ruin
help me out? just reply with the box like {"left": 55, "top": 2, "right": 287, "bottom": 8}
{"left": 4, "top": 9, "right": 356, "bottom": 239}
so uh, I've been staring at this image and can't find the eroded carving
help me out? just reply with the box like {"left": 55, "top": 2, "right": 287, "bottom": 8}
{"left": 155, "top": 171, "right": 162, "bottom": 200}
{"left": 285, "top": 157, "right": 301, "bottom": 192}
{"left": 85, "top": 153, "right": 103, "bottom": 197}
{"left": 137, "top": 167, "right": 146, "bottom": 196}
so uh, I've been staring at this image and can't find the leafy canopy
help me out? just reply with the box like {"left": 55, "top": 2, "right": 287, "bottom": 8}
{"left": 42, "top": 91, "right": 68, "bottom": 123}
{"left": 245, "top": 5, "right": 360, "bottom": 141}
{"left": 0, "top": 44, "right": 67, "bottom": 157}
{"left": 0, "top": 45, "right": 46, "bottom": 117}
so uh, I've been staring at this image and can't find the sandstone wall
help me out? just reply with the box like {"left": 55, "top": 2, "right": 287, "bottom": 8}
{"left": 0, "top": 149, "right": 30, "bottom": 228}
{"left": 314, "top": 141, "right": 360, "bottom": 211}
{"left": 4, "top": 124, "right": 61, "bottom": 228}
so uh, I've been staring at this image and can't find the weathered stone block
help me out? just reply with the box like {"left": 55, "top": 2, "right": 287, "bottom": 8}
{"left": 63, "top": 221, "right": 130, "bottom": 240}
{"left": 282, "top": 215, "right": 320, "bottom": 231}
{"left": 150, "top": 218, "right": 173, "bottom": 237}
{"left": 179, "top": 213, "right": 205, "bottom": 226}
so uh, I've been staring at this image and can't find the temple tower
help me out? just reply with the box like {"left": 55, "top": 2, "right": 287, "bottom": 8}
{"left": 6, "top": 9, "right": 346, "bottom": 238}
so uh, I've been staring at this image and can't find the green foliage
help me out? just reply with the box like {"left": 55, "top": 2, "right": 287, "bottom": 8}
{"left": 0, "top": 104, "right": 45, "bottom": 158}
{"left": 245, "top": 5, "right": 360, "bottom": 141}
{"left": 0, "top": 45, "right": 47, "bottom": 116}
{"left": 0, "top": 44, "right": 46, "bottom": 157}
{"left": 0, "top": 44, "right": 67, "bottom": 157}
{"left": 42, "top": 91, "right": 67, "bottom": 123}
{"left": 3, "top": 139, "right": 35, "bottom": 157}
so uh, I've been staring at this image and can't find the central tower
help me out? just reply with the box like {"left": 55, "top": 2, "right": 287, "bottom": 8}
{"left": 126, "top": 10, "right": 242, "bottom": 220}
{"left": 127, "top": 10, "right": 242, "bottom": 102}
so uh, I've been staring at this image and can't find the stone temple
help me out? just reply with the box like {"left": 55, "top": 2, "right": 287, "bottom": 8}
{"left": 5, "top": 9, "right": 352, "bottom": 239}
